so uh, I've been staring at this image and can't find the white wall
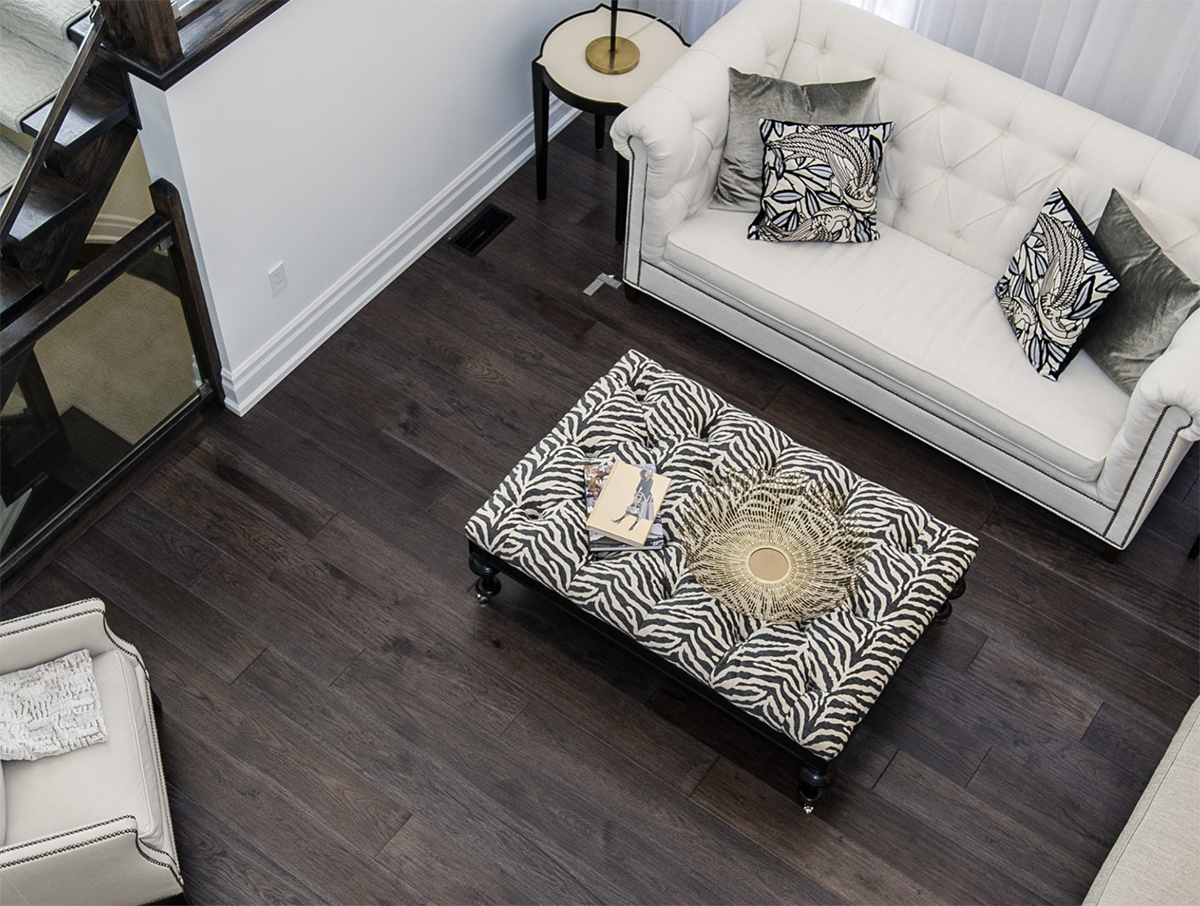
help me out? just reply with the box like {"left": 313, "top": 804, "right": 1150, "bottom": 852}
{"left": 133, "top": 0, "right": 579, "bottom": 412}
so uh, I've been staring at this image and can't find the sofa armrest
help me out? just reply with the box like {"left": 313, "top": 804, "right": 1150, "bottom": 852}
{"left": 0, "top": 816, "right": 183, "bottom": 906}
{"left": 0, "top": 600, "right": 131, "bottom": 673}
{"left": 1098, "top": 309, "right": 1200, "bottom": 496}
{"left": 1094, "top": 308, "right": 1199, "bottom": 545}
{"left": 611, "top": 0, "right": 801, "bottom": 269}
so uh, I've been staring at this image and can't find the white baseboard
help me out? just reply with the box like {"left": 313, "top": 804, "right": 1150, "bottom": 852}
{"left": 221, "top": 99, "right": 578, "bottom": 415}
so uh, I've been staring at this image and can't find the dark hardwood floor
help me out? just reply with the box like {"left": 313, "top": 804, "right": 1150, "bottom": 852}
{"left": 4, "top": 117, "right": 1198, "bottom": 905}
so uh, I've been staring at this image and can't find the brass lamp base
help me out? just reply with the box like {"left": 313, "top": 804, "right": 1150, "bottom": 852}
{"left": 585, "top": 35, "right": 639, "bottom": 74}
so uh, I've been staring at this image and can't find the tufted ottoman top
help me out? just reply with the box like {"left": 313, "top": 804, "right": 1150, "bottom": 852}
{"left": 467, "top": 350, "right": 977, "bottom": 759}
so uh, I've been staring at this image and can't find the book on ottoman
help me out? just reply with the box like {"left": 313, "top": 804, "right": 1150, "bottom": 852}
{"left": 585, "top": 460, "right": 671, "bottom": 548}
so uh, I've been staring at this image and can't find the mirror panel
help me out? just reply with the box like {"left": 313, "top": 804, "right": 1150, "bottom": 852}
{"left": 1, "top": 244, "right": 207, "bottom": 563}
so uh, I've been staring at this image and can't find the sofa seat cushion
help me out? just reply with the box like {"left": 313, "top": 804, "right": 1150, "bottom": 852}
{"left": 2, "top": 650, "right": 166, "bottom": 853}
{"left": 661, "top": 207, "right": 1131, "bottom": 484}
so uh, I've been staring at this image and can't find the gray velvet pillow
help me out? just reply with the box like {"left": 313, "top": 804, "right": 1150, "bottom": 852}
{"left": 1084, "top": 189, "right": 1200, "bottom": 393}
{"left": 711, "top": 69, "right": 876, "bottom": 212}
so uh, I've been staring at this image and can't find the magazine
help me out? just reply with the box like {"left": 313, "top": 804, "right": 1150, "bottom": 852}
{"left": 584, "top": 459, "right": 670, "bottom": 550}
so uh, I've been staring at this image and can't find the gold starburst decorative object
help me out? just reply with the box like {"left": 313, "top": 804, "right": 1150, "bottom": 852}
{"left": 677, "top": 470, "right": 863, "bottom": 622}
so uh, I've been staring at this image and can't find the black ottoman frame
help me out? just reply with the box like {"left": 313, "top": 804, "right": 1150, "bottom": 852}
{"left": 469, "top": 539, "right": 965, "bottom": 813}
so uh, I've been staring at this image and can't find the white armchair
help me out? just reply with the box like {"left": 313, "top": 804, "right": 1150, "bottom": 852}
{"left": 0, "top": 599, "right": 184, "bottom": 906}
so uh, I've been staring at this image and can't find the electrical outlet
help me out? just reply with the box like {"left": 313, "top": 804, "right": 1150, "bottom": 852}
{"left": 268, "top": 262, "right": 288, "bottom": 296}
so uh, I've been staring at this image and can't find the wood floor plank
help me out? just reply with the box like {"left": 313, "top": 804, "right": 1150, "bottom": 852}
{"left": 136, "top": 447, "right": 313, "bottom": 580}
{"left": 854, "top": 678, "right": 991, "bottom": 787}
{"left": 965, "top": 544, "right": 1197, "bottom": 717}
{"left": 103, "top": 600, "right": 410, "bottom": 857}
{"left": 183, "top": 437, "right": 339, "bottom": 539}
{"left": 981, "top": 491, "right": 1198, "bottom": 647}
{"left": 819, "top": 774, "right": 1046, "bottom": 905}
{"left": 1081, "top": 701, "right": 1178, "bottom": 781}
{"left": 235, "top": 647, "right": 634, "bottom": 906}
{"left": 96, "top": 492, "right": 222, "bottom": 586}
{"left": 340, "top": 657, "right": 844, "bottom": 906}
{"left": 884, "top": 655, "right": 1145, "bottom": 844}
{"left": 305, "top": 510, "right": 718, "bottom": 794}
{"left": 875, "top": 750, "right": 1095, "bottom": 904}
{"left": 168, "top": 788, "right": 329, "bottom": 906}
{"left": 689, "top": 757, "right": 939, "bottom": 905}
{"left": 186, "top": 554, "right": 363, "bottom": 687}
{"left": 57, "top": 529, "right": 266, "bottom": 682}
{"left": 162, "top": 720, "right": 424, "bottom": 905}
{"left": 375, "top": 813, "right": 583, "bottom": 906}
{"left": 965, "top": 746, "right": 1119, "bottom": 861}
{"left": 965, "top": 637, "right": 1104, "bottom": 738}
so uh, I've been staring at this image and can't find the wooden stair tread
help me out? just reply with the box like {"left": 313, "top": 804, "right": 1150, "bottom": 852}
{"left": 0, "top": 258, "right": 43, "bottom": 324}
{"left": 21, "top": 62, "right": 133, "bottom": 156}
{"left": 3, "top": 169, "right": 89, "bottom": 250}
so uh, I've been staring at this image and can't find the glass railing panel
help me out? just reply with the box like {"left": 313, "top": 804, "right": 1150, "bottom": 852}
{"left": 1, "top": 245, "right": 207, "bottom": 563}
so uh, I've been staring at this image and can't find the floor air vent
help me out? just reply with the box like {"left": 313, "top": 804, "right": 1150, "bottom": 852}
{"left": 449, "top": 205, "right": 515, "bottom": 257}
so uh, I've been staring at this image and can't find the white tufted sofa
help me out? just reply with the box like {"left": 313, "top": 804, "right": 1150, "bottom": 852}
{"left": 612, "top": 0, "right": 1200, "bottom": 549}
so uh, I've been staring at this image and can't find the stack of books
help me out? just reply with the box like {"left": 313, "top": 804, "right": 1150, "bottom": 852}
{"left": 584, "top": 459, "right": 671, "bottom": 553}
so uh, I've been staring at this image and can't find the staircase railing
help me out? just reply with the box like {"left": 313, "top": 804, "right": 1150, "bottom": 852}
{"left": 1, "top": 179, "right": 221, "bottom": 584}
{"left": 0, "top": 4, "right": 106, "bottom": 245}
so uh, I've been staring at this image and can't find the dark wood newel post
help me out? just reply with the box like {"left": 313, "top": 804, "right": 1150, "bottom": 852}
{"left": 150, "top": 179, "right": 225, "bottom": 405}
{"left": 100, "top": 0, "right": 183, "bottom": 70}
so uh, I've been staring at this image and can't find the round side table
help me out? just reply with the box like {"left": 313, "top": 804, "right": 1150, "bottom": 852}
{"left": 533, "top": 5, "right": 686, "bottom": 243}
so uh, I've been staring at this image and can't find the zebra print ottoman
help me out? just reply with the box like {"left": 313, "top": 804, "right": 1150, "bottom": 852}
{"left": 466, "top": 349, "right": 978, "bottom": 810}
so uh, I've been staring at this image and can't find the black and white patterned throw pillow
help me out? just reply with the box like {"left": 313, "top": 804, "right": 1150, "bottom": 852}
{"left": 995, "top": 189, "right": 1120, "bottom": 380}
{"left": 748, "top": 120, "right": 892, "bottom": 244}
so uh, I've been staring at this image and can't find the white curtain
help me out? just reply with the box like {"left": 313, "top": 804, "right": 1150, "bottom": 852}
{"left": 627, "top": 0, "right": 741, "bottom": 44}
{"left": 856, "top": 0, "right": 1199, "bottom": 155}
{"left": 633, "top": 0, "right": 1198, "bottom": 156}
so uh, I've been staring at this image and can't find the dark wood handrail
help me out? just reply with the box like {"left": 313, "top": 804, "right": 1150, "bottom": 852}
{"left": 100, "top": 0, "right": 287, "bottom": 90}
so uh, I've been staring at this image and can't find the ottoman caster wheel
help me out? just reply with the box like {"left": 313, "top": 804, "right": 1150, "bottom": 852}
{"left": 797, "top": 760, "right": 835, "bottom": 814}
{"left": 469, "top": 552, "right": 502, "bottom": 606}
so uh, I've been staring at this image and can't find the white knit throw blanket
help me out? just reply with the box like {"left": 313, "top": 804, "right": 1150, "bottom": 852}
{"left": 0, "top": 649, "right": 108, "bottom": 761}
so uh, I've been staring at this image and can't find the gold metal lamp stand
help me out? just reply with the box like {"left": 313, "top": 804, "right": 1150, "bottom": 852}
{"left": 586, "top": 1, "right": 640, "bottom": 74}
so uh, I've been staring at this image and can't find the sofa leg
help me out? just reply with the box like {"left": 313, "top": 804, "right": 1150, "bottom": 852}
{"left": 623, "top": 282, "right": 643, "bottom": 304}
{"left": 797, "top": 758, "right": 836, "bottom": 814}
{"left": 1189, "top": 534, "right": 1198, "bottom": 560}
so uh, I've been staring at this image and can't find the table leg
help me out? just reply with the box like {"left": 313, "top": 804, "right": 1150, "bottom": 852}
{"left": 532, "top": 60, "right": 550, "bottom": 201}
{"left": 615, "top": 152, "right": 629, "bottom": 244}
{"left": 594, "top": 112, "right": 606, "bottom": 149}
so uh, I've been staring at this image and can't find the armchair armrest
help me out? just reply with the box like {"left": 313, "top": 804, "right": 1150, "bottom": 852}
{"left": 0, "top": 599, "right": 137, "bottom": 673}
{"left": 0, "top": 816, "right": 183, "bottom": 906}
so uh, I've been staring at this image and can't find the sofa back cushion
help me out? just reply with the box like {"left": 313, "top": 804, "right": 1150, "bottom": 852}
{"left": 775, "top": 1, "right": 1200, "bottom": 284}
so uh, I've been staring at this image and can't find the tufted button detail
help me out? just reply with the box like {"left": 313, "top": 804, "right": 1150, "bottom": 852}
{"left": 955, "top": 230, "right": 962, "bottom": 238}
